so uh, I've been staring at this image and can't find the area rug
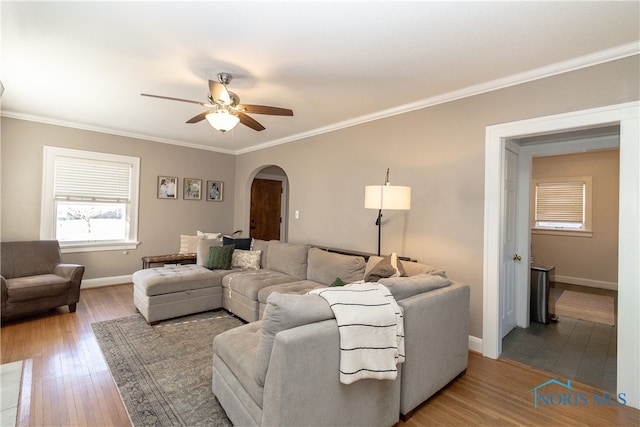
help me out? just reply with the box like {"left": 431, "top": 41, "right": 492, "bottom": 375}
{"left": 92, "top": 311, "right": 243, "bottom": 427}
{"left": 554, "top": 290, "right": 615, "bottom": 326}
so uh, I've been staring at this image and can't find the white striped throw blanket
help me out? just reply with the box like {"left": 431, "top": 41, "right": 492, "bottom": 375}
{"left": 309, "top": 283, "right": 405, "bottom": 384}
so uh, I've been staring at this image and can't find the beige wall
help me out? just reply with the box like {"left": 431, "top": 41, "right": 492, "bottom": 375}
{"left": 1, "top": 119, "right": 236, "bottom": 279}
{"left": 531, "top": 150, "right": 619, "bottom": 287}
{"left": 234, "top": 56, "right": 639, "bottom": 338}
{"left": 1, "top": 56, "right": 637, "bottom": 337}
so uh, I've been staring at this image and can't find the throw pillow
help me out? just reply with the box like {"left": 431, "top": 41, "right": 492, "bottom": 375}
{"left": 179, "top": 234, "right": 200, "bottom": 254}
{"left": 364, "top": 253, "right": 406, "bottom": 282}
{"left": 232, "top": 249, "right": 262, "bottom": 270}
{"left": 223, "top": 236, "right": 253, "bottom": 250}
{"left": 331, "top": 277, "right": 346, "bottom": 287}
{"left": 196, "top": 238, "right": 222, "bottom": 266}
{"left": 206, "top": 244, "right": 235, "bottom": 270}
{"left": 197, "top": 230, "right": 222, "bottom": 240}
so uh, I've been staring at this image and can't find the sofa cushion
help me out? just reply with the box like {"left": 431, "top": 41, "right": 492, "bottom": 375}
{"left": 306, "top": 248, "right": 366, "bottom": 286}
{"left": 206, "top": 244, "right": 235, "bottom": 270}
{"left": 222, "top": 270, "right": 298, "bottom": 300}
{"left": 132, "top": 264, "right": 225, "bottom": 296}
{"left": 213, "top": 321, "right": 265, "bottom": 407}
{"left": 266, "top": 241, "right": 309, "bottom": 280}
{"left": 256, "top": 280, "right": 328, "bottom": 305}
{"left": 378, "top": 273, "right": 451, "bottom": 301}
{"left": 196, "top": 238, "right": 222, "bottom": 266}
{"left": 254, "top": 293, "right": 334, "bottom": 385}
{"left": 5, "top": 274, "right": 71, "bottom": 302}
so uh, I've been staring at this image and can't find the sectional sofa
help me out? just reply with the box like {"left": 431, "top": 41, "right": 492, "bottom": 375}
{"left": 132, "top": 238, "right": 470, "bottom": 424}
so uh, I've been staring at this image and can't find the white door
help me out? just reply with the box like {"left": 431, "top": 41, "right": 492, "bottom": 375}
{"left": 501, "top": 147, "right": 519, "bottom": 338}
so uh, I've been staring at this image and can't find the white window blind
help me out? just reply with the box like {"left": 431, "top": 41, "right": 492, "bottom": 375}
{"left": 54, "top": 156, "right": 132, "bottom": 202}
{"left": 41, "top": 146, "right": 140, "bottom": 252}
{"left": 535, "top": 181, "right": 585, "bottom": 223}
{"left": 532, "top": 176, "right": 592, "bottom": 235}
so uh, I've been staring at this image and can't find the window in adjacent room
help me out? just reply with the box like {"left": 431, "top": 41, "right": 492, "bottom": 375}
{"left": 41, "top": 146, "right": 141, "bottom": 252}
{"left": 532, "top": 176, "right": 592, "bottom": 237}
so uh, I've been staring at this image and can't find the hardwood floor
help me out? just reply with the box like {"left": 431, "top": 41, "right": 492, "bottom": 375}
{"left": 1, "top": 284, "right": 135, "bottom": 426}
{"left": 2, "top": 284, "right": 639, "bottom": 426}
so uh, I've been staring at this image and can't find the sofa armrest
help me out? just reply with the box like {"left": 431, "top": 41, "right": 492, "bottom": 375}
{"left": 262, "top": 319, "right": 400, "bottom": 427}
{"left": 53, "top": 264, "right": 85, "bottom": 287}
{"left": 397, "top": 282, "right": 470, "bottom": 415}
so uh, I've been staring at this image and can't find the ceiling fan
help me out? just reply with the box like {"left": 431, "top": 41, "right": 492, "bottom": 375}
{"left": 141, "top": 72, "right": 293, "bottom": 132}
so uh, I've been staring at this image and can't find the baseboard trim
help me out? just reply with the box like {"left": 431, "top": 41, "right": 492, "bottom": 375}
{"left": 81, "top": 275, "right": 132, "bottom": 289}
{"left": 468, "top": 335, "right": 482, "bottom": 353}
{"left": 555, "top": 275, "right": 617, "bottom": 291}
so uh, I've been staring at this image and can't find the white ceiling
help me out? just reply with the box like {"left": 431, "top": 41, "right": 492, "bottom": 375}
{"left": 2, "top": 1, "right": 639, "bottom": 154}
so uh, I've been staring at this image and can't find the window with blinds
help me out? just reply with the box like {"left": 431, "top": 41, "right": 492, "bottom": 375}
{"left": 533, "top": 176, "right": 592, "bottom": 233}
{"left": 41, "top": 146, "right": 140, "bottom": 252}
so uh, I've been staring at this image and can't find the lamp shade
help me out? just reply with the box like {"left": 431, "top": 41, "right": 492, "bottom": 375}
{"left": 364, "top": 185, "right": 411, "bottom": 210}
{"left": 206, "top": 110, "right": 240, "bottom": 132}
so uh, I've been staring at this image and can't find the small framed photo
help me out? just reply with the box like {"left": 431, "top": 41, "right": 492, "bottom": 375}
{"left": 157, "top": 176, "right": 178, "bottom": 199}
{"left": 206, "top": 181, "right": 224, "bottom": 202}
{"left": 183, "top": 178, "right": 202, "bottom": 200}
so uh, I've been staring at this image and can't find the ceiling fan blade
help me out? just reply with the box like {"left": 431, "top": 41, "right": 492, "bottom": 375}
{"left": 186, "top": 110, "right": 215, "bottom": 124}
{"left": 237, "top": 112, "right": 266, "bottom": 131}
{"left": 141, "top": 93, "right": 207, "bottom": 106}
{"left": 237, "top": 104, "right": 294, "bottom": 116}
{"left": 209, "top": 80, "right": 231, "bottom": 105}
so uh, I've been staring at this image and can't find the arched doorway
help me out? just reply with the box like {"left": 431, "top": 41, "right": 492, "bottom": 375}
{"left": 250, "top": 166, "right": 288, "bottom": 241}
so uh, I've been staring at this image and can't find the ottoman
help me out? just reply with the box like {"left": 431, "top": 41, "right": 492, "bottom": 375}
{"left": 132, "top": 264, "right": 230, "bottom": 324}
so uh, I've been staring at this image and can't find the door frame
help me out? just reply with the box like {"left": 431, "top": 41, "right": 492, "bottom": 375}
{"left": 483, "top": 101, "right": 639, "bottom": 409}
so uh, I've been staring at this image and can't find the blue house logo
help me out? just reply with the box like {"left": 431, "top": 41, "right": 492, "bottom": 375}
{"left": 529, "top": 378, "right": 627, "bottom": 409}
{"left": 529, "top": 379, "right": 576, "bottom": 409}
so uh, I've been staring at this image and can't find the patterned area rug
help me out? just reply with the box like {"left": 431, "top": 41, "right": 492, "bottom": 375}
{"left": 92, "top": 311, "right": 243, "bottom": 426}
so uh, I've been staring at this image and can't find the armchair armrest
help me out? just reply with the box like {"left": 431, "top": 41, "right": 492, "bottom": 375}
{"left": 53, "top": 264, "right": 85, "bottom": 287}
{"left": 1, "top": 275, "right": 7, "bottom": 303}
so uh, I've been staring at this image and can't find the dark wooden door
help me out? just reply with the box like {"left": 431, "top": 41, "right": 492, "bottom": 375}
{"left": 250, "top": 178, "right": 282, "bottom": 241}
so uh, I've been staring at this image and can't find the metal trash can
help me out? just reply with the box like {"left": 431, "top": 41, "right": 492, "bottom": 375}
{"left": 530, "top": 265, "right": 555, "bottom": 324}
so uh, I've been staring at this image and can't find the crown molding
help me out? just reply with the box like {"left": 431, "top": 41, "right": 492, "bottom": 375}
{"left": 3, "top": 42, "right": 638, "bottom": 156}
{"left": 0, "top": 111, "right": 238, "bottom": 155}
{"left": 237, "top": 41, "right": 639, "bottom": 154}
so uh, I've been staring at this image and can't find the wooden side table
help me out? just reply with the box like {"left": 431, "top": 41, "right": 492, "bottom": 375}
{"left": 141, "top": 253, "right": 197, "bottom": 269}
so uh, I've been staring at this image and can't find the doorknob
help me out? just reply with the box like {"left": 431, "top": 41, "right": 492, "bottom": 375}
{"left": 512, "top": 254, "right": 522, "bottom": 261}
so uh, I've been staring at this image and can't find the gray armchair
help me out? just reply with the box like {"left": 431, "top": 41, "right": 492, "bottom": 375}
{"left": 1, "top": 240, "right": 84, "bottom": 321}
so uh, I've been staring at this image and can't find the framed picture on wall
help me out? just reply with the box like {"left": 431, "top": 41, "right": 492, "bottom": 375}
{"left": 157, "top": 176, "right": 178, "bottom": 199}
{"left": 183, "top": 178, "right": 202, "bottom": 200}
{"left": 206, "top": 181, "right": 223, "bottom": 202}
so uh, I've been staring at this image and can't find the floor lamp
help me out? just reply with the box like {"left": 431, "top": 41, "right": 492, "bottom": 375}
{"left": 364, "top": 169, "right": 411, "bottom": 256}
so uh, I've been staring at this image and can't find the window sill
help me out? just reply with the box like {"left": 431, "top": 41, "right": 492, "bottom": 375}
{"left": 531, "top": 228, "right": 593, "bottom": 238}
{"left": 60, "top": 241, "right": 140, "bottom": 253}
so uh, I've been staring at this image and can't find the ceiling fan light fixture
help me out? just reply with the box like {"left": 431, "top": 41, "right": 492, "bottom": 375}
{"left": 206, "top": 110, "right": 240, "bottom": 132}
